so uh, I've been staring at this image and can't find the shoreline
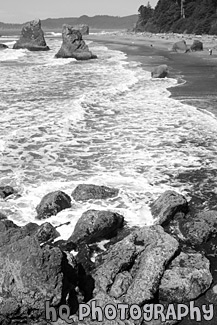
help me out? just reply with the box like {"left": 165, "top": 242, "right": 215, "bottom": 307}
{"left": 86, "top": 32, "right": 217, "bottom": 118}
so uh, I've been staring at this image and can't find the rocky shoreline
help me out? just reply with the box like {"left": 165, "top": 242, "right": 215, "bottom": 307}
{"left": 0, "top": 184, "right": 217, "bottom": 324}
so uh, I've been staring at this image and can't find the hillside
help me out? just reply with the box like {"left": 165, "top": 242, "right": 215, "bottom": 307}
{"left": 135, "top": 0, "right": 217, "bottom": 35}
{"left": 0, "top": 15, "right": 137, "bottom": 31}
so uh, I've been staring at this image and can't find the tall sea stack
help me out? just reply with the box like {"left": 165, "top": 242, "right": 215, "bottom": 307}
{"left": 13, "top": 19, "right": 49, "bottom": 51}
{"left": 55, "top": 24, "right": 97, "bottom": 60}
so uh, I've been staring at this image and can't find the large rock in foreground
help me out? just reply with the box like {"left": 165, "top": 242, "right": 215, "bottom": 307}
{"left": 159, "top": 252, "right": 212, "bottom": 302}
{"left": 13, "top": 19, "right": 49, "bottom": 51}
{"left": 36, "top": 190, "right": 71, "bottom": 219}
{"left": 0, "top": 231, "right": 64, "bottom": 323}
{"left": 93, "top": 225, "right": 179, "bottom": 306}
{"left": 55, "top": 24, "right": 97, "bottom": 60}
{"left": 151, "top": 64, "right": 168, "bottom": 78}
{"left": 191, "top": 40, "right": 203, "bottom": 51}
{"left": 151, "top": 190, "right": 188, "bottom": 226}
{"left": 72, "top": 184, "right": 119, "bottom": 201}
{"left": 68, "top": 209, "right": 124, "bottom": 244}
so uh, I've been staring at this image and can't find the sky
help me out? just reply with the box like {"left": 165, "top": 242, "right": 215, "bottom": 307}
{"left": 0, "top": 0, "right": 158, "bottom": 23}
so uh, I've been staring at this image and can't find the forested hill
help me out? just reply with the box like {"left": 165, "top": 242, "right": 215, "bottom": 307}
{"left": 0, "top": 15, "right": 137, "bottom": 31}
{"left": 135, "top": 0, "right": 217, "bottom": 34}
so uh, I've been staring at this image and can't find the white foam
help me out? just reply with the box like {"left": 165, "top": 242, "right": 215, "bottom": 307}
{"left": 43, "top": 57, "right": 77, "bottom": 66}
{"left": 0, "top": 48, "right": 27, "bottom": 61}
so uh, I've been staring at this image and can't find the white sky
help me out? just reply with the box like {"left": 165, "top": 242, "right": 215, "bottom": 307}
{"left": 0, "top": 0, "right": 158, "bottom": 23}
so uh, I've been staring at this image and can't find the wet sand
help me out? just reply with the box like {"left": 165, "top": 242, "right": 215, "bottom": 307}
{"left": 86, "top": 32, "right": 217, "bottom": 117}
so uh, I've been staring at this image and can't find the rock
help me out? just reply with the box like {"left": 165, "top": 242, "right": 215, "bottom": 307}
{"left": 0, "top": 219, "right": 19, "bottom": 233}
{"left": 13, "top": 19, "right": 49, "bottom": 51}
{"left": 190, "top": 40, "right": 203, "bottom": 51}
{"left": 0, "top": 185, "right": 15, "bottom": 199}
{"left": 151, "top": 190, "right": 188, "bottom": 226}
{"left": 0, "top": 44, "right": 8, "bottom": 50}
{"left": 124, "top": 226, "right": 179, "bottom": 305}
{"left": 68, "top": 209, "right": 124, "bottom": 244}
{"left": 0, "top": 232, "right": 64, "bottom": 323}
{"left": 72, "top": 184, "right": 119, "bottom": 202}
{"left": 205, "top": 284, "right": 217, "bottom": 304}
{"left": 55, "top": 24, "right": 97, "bottom": 60}
{"left": 36, "top": 222, "right": 60, "bottom": 243}
{"left": 159, "top": 252, "right": 212, "bottom": 302}
{"left": 172, "top": 40, "right": 188, "bottom": 53}
{"left": 180, "top": 210, "right": 217, "bottom": 245}
{"left": 73, "top": 24, "right": 89, "bottom": 35}
{"left": 109, "top": 271, "right": 132, "bottom": 298}
{"left": 36, "top": 190, "right": 71, "bottom": 219}
{"left": 151, "top": 64, "right": 168, "bottom": 78}
{"left": 93, "top": 225, "right": 179, "bottom": 306}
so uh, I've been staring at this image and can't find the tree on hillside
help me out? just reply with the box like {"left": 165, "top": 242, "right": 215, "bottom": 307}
{"left": 138, "top": 2, "right": 154, "bottom": 25}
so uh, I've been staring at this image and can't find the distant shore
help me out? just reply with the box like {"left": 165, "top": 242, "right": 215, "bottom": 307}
{"left": 85, "top": 31, "right": 217, "bottom": 117}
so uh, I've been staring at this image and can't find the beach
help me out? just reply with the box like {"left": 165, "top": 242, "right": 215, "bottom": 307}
{"left": 86, "top": 31, "right": 217, "bottom": 116}
{"left": 1, "top": 28, "right": 217, "bottom": 324}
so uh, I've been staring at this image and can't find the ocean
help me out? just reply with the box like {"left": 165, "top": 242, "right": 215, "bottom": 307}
{"left": 1, "top": 33, "right": 217, "bottom": 241}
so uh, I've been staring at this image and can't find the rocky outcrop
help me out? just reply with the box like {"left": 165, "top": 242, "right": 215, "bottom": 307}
{"left": 180, "top": 210, "right": 217, "bottom": 245}
{"left": 190, "top": 40, "right": 203, "bottom": 51}
{"left": 71, "top": 184, "right": 119, "bottom": 201}
{"left": 0, "top": 44, "right": 8, "bottom": 50}
{"left": 36, "top": 190, "right": 71, "bottom": 219}
{"left": 93, "top": 225, "right": 179, "bottom": 305}
{"left": 172, "top": 40, "right": 189, "bottom": 53}
{"left": 159, "top": 252, "right": 212, "bottom": 302}
{"left": 0, "top": 220, "right": 79, "bottom": 324}
{"left": 13, "top": 19, "right": 49, "bottom": 51}
{"left": 55, "top": 24, "right": 97, "bottom": 60}
{"left": 0, "top": 185, "right": 15, "bottom": 199}
{"left": 68, "top": 209, "right": 124, "bottom": 244}
{"left": 151, "top": 190, "right": 188, "bottom": 225}
{"left": 73, "top": 24, "right": 89, "bottom": 35}
{"left": 151, "top": 64, "right": 168, "bottom": 78}
{"left": 0, "top": 230, "right": 63, "bottom": 323}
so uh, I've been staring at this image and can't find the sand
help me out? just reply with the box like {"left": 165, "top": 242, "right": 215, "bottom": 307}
{"left": 85, "top": 31, "right": 217, "bottom": 117}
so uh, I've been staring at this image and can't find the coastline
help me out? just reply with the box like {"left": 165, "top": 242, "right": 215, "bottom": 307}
{"left": 86, "top": 32, "right": 217, "bottom": 118}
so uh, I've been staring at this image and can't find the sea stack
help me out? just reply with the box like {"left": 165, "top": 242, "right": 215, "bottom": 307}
{"left": 55, "top": 24, "right": 97, "bottom": 60}
{"left": 73, "top": 24, "right": 89, "bottom": 35}
{"left": 13, "top": 19, "right": 49, "bottom": 51}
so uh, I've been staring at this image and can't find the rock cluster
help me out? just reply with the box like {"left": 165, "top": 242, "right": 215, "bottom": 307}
{"left": 0, "top": 184, "right": 216, "bottom": 324}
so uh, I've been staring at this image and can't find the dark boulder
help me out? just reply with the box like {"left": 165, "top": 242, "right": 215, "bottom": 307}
{"left": 13, "top": 19, "right": 49, "bottom": 51}
{"left": 151, "top": 64, "right": 168, "bottom": 78}
{"left": 0, "top": 233, "right": 64, "bottom": 323}
{"left": 0, "top": 219, "right": 19, "bottom": 233}
{"left": 191, "top": 40, "right": 203, "bottom": 51}
{"left": 73, "top": 24, "right": 89, "bottom": 35}
{"left": 0, "top": 185, "right": 15, "bottom": 199}
{"left": 151, "top": 190, "right": 188, "bottom": 226}
{"left": 180, "top": 210, "right": 217, "bottom": 245}
{"left": 159, "top": 252, "right": 212, "bottom": 302}
{"left": 68, "top": 209, "right": 124, "bottom": 244}
{"left": 36, "top": 190, "right": 71, "bottom": 219}
{"left": 55, "top": 24, "right": 97, "bottom": 60}
{"left": 71, "top": 184, "right": 119, "bottom": 202}
{"left": 172, "top": 40, "right": 188, "bottom": 53}
{"left": 0, "top": 43, "right": 8, "bottom": 50}
{"left": 36, "top": 222, "right": 60, "bottom": 243}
